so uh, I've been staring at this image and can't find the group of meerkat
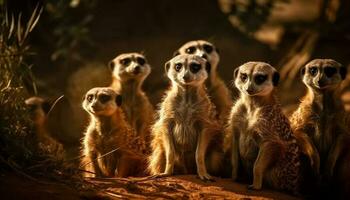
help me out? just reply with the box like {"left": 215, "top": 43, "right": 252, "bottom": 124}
{"left": 25, "top": 40, "right": 349, "bottom": 197}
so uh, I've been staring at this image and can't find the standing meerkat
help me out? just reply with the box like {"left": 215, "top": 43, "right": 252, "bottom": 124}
{"left": 224, "top": 62, "right": 301, "bottom": 193}
{"left": 109, "top": 53, "right": 154, "bottom": 143}
{"left": 290, "top": 59, "right": 350, "bottom": 180}
{"left": 25, "top": 97, "right": 64, "bottom": 157}
{"left": 148, "top": 55, "right": 223, "bottom": 181}
{"left": 81, "top": 87, "right": 147, "bottom": 178}
{"left": 174, "top": 40, "right": 232, "bottom": 122}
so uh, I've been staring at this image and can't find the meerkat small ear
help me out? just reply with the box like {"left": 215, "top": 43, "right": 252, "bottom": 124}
{"left": 115, "top": 95, "right": 122, "bottom": 106}
{"left": 300, "top": 67, "right": 306, "bottom": 76}
{"left": 233, "top": 68, "right": 239, "bottom": 79}
{"left": 173, "top": 50, "right": 180, "bottom": 57}
{"left": 108, "top": 61, "right": 115, "bottom": 71}
{"left": 272, "top": 72, "right": 280, "bottom": 86}
{"left": 165, "top": 61, "right": 171, "bottom": 73}
{"left": 340, "top": 66, "right": 347, "bottom": 80}
{"left": 215, "top": 47, "right": 220, "bottom": 54}
{"left": 205, "top": 62, "right": 211, "bottom": 74}
{"left": 42, "top": 101, "right": 51, "bottom": 115}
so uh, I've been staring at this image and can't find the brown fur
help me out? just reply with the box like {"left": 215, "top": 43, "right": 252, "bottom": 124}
{"left": 25, "top": 97, "right": 64, "bottom": 158}
{"left": 175, "top": 40, "right": 233, "bottom": 122}
{"left": 290, "top": 59, "right": 350, "bottom": 195}
{"left": 225, "top": 62, "right": 301, "bottom": 193}
{"left": 148, "top": 55, "right": 223, "bottom": 180}
{"left": 81, "top": 87, "right": 147, "bottom": 178}
{"left": 109, "top": 53, "right": 154, "bottom": 144}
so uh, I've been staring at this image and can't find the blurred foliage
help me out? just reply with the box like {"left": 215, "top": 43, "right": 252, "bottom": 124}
{"left": 41, "top": 0, "right": 96, "bottom": 62}
{"left": 227, "top": 0, "right": 274, "bottom": 34}
{"left": 0, "top": 4, "right": 42, "bottom": 167}
{"left": 0, "top": 4, "right": 80, "bottom": 184}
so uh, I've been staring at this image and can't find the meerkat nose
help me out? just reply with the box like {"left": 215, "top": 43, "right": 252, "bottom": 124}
{"left": 183, "top": 73, "right": 191, "bottom": 82}
{"left": 133, "top": 66, "right": 141, "bottom": 74}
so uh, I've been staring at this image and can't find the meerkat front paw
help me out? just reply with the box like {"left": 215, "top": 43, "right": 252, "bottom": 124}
{"left": 197, "top": 171, "right": 215, "bottom": 182}
{"left": 247, "top": 184, "right": 261, "bottom": 191}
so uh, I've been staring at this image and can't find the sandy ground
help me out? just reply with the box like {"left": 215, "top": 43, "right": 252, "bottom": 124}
{"left": 0, "top": 172, "right": 300, "bottom": 200}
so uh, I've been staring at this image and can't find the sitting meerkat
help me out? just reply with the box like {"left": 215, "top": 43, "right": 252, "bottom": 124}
{"left": 25, "top": 97, "right": 64, "bottom": 157}
{"left": 224, "top": 62, "right": 301, "bottom": 193}
{"left": 148, "top": 55, "right": 223, "bottom": 181}
{"left": 81, "top": 87, "right": 147, "bottom": 178}
{"left": 174, "top": 40, "right": 232, "bottom": 122}
{"left": 290, "top": 59, "right": 350, "bottom": 180}
{"left": 109, "top": 53, "right": 154, "bottom": 143}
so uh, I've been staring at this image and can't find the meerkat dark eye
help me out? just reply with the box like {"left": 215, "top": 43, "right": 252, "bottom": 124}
{"left": 254, "top": 74, "right": 267, "bottom": 85}
{"left": 86, "top": 95, "right": 94, "bottom": 102}
{"left": 185, "top": 46, "right": 196, "bottom": 54}
{"left": 189, "top": 63, "right": 201, "bottom": 73}
{"left": 324, "top": 66, "right": 337, "bottom": 78}
{"left": 240, "top": 73, "right": 248, "bottom": 82}
{"left": 120, "top": 58, "right": 131, "bottom": 66}
{"left": 99, "top": 94, "right": 111, "bottom": 104}
{"left": 309, "top": 67, "right": 318, "bottom": 76}
{"left": 174, "top": 63, "right": 183, "bottom": 72}
{"left": 203, "top": 44, "right": 213, "bottom": 54}
{"left": 136, "top": 57, "right": 146, "bottom": 65}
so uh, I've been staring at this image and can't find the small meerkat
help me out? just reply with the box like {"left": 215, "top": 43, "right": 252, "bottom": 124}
{"left": 148, "top": 55, "right": 223, "bottom": 181}
{"left": 174, "top": 40, "right": 233, "bottom": 122}
{"left": 81, "top": 87, "right": 147, "bottom": 178}
{"left": 290, "top": 59, "right": 350, "bottom": 179}
{"left": 25, "top": 97, "right": 64, "bottom": 157}
{"left": 109, "top": 53, "right": 154, "bottom": 143}
{"left": 224, "top": 62, "right": 301, "bottom": 193}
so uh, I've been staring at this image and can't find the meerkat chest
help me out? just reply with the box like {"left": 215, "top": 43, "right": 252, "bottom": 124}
{"left": 311, "top": 111, "right": 336, "bottom": 154}
{"left": 171, "top": 100, "right": 202, "bottom": 151}
{"left": 235, "top": 107, "right": 261, "bottom": 163}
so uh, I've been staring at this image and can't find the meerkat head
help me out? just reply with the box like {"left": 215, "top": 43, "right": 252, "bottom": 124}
{"left": 25, "top": 97, "right": 50, "bottom": 125}
{"left": 234, "top": 62, "right": 280, "bottom": 97}
{"left": 301, "top": 59, "right": 347, "bottom": 91}
{"left": 165, "top": 55, "right": 211, "bottom": 87}
{"left": 82, "top": 87, "right": 122, "bottom": 117}
{"left": 108, "top": 52, "right": 151, "bottom": 83}
{"left": 174, "top": 40, "right": 219, "bottom": 72}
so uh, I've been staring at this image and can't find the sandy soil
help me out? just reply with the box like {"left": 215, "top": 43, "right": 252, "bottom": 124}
{"left": 0, "top": 172, "right": 300, "bottom": 200}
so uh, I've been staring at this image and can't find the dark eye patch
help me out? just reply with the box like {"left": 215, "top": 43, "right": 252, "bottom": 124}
{"left": 240, "top": 73, "right": 248, "bottom": 82}
{"left": 324, "top": 66, "right": 337, "bottom": 78}
{"left": 185, "top": 46, "right": 196, "bottom": 54}
{"left": 175, "top": 63, "right": 183, "bottom": 72}
{"left": 309, "top": 66, "right": 318, "bottom": 76}
{"left": 86, "top": 94, "right": 94, "bottom": 102}
{"left": 99, "top": 94, "right": 111, "bottom": 104}
{"left": 189, "top": 63, "right": 201, "bottom": 73}
{"left": 254, "top": 74, "right": 267, "bottom": 85}
{"left": 120, "top": 58, "right": 131, "bottom": 66}
{"left": 136, "top": 57, "right": 146, "bottom": 65}
{"left": 203, "top": 44, "right": 213, "bottom": 54}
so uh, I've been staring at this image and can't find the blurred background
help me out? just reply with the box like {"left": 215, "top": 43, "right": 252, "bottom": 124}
{"left": 3, "top": 0, "right": 350, "bottom": 158}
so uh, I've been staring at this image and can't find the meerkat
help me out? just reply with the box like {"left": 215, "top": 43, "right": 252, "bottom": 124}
{"left": 224, "top": 62, "right": 301, "bottom": 193}
{"left": 109, "top": 53, "right": 154, "bottom": 144}
{"left": 81, "top": 87, "right": 147, "bottom": 178}
{"left": 174, "top": 40, "right": 233, "bottom": 122}
{"left": 290, "top": 59, "right": 350, "bottom": 180}
{"left": 25, "top": 97, "right": 64, "bottom": 157}
{"left": 148, "top": 55, "right": 223, "bottom": 181}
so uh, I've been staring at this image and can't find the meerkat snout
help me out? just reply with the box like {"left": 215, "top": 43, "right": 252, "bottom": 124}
{"left": 234, "top": 62, "right": 279, "bottom": 97}
{"left": 301, "top": 59, "right": 346, "bottom": 90}
{"left": 174, "top": 40, "right": 219, "bottom": 72}
{"left": 82, "top": 87, "right": 122, "bottom": 116}
{"left": 109, "top": 53, "right": 150, "bottom": 80}
{"left": 165, "top": 55, "right": 210, "bottom": 86}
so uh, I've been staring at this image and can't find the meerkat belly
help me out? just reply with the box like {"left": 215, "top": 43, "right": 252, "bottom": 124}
{"left": 172, "top": 105, "right": 200, "bottom": 152}
{"left": 239, "top": 130, "right": 259, "bottom": 173}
